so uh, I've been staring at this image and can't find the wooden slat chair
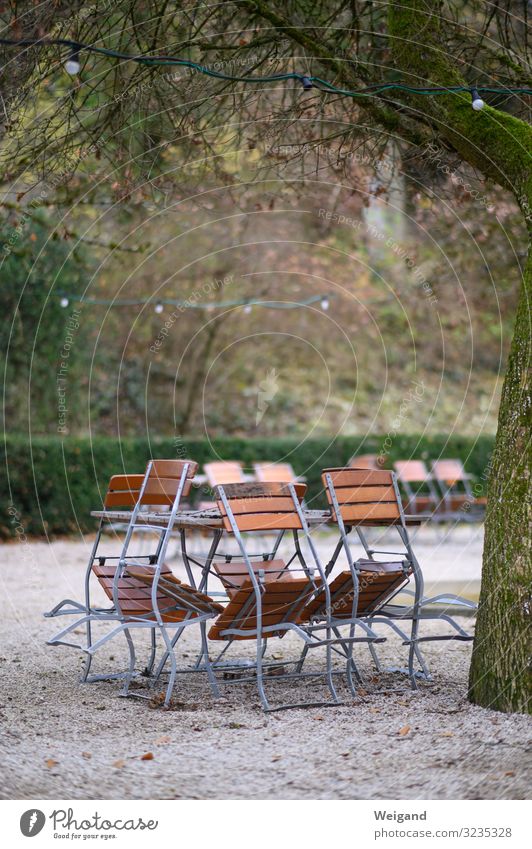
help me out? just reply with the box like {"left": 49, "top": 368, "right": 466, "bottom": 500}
{"left": 348, "top": 454, "right": 384, "bottom": 470}
{"left": 302, "top": 560, "right": 410, "bottom": 622}
{"left": 431, "top": 459, "right": 486, "bottom": 521}
{"left": 393, "top": 459, "right": 441, "bottom": 517}
{"left": 198, "top": 461, "right": 249, "bottom": 511}
{"left": 45, "top": 472, "right": 148, "bottom": 624}
{"left": 313, "top": 467, "right": 475, "bottom": 688}
{"left": 253, "top": 462, "right": 303, "bottom": 484}
{"left": 206, "top": 481, "right": 364, "bottom": 711}
{"left": 46, "top": 460, "right": 223, "bottom": 706}
{"left": 204, "top": 461, "right": 247, "bottom": 486}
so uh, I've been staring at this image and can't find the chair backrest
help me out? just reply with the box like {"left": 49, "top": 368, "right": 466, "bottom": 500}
{"left": 216, "top": 481, "right": 307, "bottom": 532}
{"left": 139, "top": 459, "right": 198, "bottom": 506}
{"left": 253, "top": 462, "right": 297, "bottom": 483}
{"left": 204, "top": 461, "right": 246, "bottom": 486}
{"left": 208, "top": 575, "right": 319, "bottom": 640}
{"left": 348, "top": 454, "right": 382, "bottom": 470}
{"left": 103, "top": 460, "right": 197, "bottom": 509}
{"left": 322, "top": 467, "right": 401, "bottom": 525}
{"left": 431, "top": 459, "right": 466, "bottom": 486}
{"left": 104, "top": 475, "right": 146, "bottom": 508}
{"left": 394, "top": 459, "right": 430, "bottom": 483}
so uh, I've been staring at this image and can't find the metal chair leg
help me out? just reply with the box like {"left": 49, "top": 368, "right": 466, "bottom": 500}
{"left": 143, "top": 629, "right": 157, "bottom": 677}
{"left": 200, "top": 620, "right": 220, "bottom": 698}
{"left": 119, "top": 628, "right": 137, "bottom": 697}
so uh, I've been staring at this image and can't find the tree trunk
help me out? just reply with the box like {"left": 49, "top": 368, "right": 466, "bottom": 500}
{"left": 468, "top": 250, "right": 532, "bottom": 713}
{"left": 388, "top": 0, "right": 532, "bottom": 713}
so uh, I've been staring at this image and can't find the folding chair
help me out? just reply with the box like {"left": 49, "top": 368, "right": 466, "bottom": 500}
{"left": 207, "top": 482, "right": 381, "bottom": 710}
{"left": 431, "top": 459, "right": 486, "bottom": 521}
{"left": 348, "top": 454, "right": 384, "bottom": 470}
{"left": 45, "top": 472, "right": 147, "bottom": 624}
{"left": 393, "top": 459, "right": 441, "bottom": 517}
{"left": 253, "top": 461, "right": 303, "bottom": 483}
{"left": 204, "top": 461, "right": 248, "bottom": 486}
{"left": 46, "top": 460, "right": 223, "bottom": 706}
{"left": 318, "top": 467, "right": 475, "bottom": 688}
{"left": 197, "top": 460, "right": 250, "bottom": 511}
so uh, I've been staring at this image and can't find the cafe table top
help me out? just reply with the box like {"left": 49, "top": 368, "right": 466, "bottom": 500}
{"left": 90, "top": 507, "right": 426, "bottom": 530}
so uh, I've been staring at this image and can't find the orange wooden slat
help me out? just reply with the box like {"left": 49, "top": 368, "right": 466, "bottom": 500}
{"left": 150, "top": 459, "right": 198, "bottom": 479}
{"left": 394, "top": 460, "right": 430, "bottom": 481}
{"left": 219, "top": 496, "right": 298, "bottom": 515}
{"left": 322, "top": 468, "right": 393, "bottom": 487}
{"left": 222, "top": 513, "right": 303, "bottom": 532}
{"left": 253, "top": 463, "right": 296, "bottom": 483}
{"left": 104, "top": 491, "right": 141, "bottom": 507}
{"left": 325, "top": 485, "right": 396, "bottom": 505}
{"left": 335, "top": 502, "right": 400, "bottom": 522}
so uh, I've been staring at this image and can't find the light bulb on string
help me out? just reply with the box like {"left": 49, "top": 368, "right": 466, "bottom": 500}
{"left": 64, "top": 50, "right": 81, "bottom": 75}
{"left": 154, "top": 301, "right": 164, "bottom": 314}
{"left": 321, "top": 296, "right": 330, "bottom": 311}
{"left": 60, "top": 297, "right": 69, "bottom": 308}
{"left": 471, "top": 88, "right": 485, "bottom": 110}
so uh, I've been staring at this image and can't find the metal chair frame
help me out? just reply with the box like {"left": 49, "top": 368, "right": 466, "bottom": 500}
{"left": 46, "top": 461, "right": 222, "bottom": 706}
{"left": 321, "top": 469, "right": 475, "bottom": 688}
{"left": 393, "top": 460, "right": 442, "bottom": 519}
{"left": 195, "top": 482, "right": 383, "bottom": 711}
{"left": 431, "top": 459, "right": 486, "bottom": 522}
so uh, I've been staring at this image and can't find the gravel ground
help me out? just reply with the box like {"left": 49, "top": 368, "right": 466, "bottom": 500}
{"left": 0, "top": 530, "right": 530, "bottom": 800}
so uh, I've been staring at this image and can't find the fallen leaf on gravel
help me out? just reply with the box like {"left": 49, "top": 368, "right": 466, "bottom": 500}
{"left": 313, "top": 715, "right": 324, "bottom": 721}
{"left": 271, "top": 755, "right": 282, "bottom": 762}
{"left": 112, "top": 759, "right": 125, "bottom": 769}
{"left": 155, "top": 736, "right": 171, "bottom": 745}
{"left": 82, "top": 751, "right": 92, "bottom": 759}
{"left": 45, "top": 758, "right": 58, "bottom": 768}
{"left": 228, "top": 722, "right": 246, "bottom": 729}
{"left": 398, "top": 725, "right": 411, "bottom": 736}
{"left": 341, "top": 752, "right": 350, "bottom": 758}
{"left": 272, "top": 651, "right": 284, "bottom": 659}
{"left": 357, "top": 689, "right": 368, "bottom": 697}
{"left": 141, "top": 752, "right": 154, "bottom": 761}
{"left": 369, "top": 707, "right": 380, "bottom": 714}
{"left": 441, "top": 731, "right": 454, "bottom": 737}
{"left": 148, "top": 692, "right": 199, "bottom": 711}
{"left": 505, "top": 771, "right": 515, "bottom": 777}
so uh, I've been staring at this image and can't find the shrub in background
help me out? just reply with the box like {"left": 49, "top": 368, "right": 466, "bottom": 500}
{"left": 0, "top": 434, "right": 494, "bottom": 538}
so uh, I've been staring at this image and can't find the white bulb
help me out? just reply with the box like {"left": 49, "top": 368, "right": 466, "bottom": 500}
{"left": 65, "top": 58, "right": 80, "bottom": 75}
{"left": 472, "top": 98, "right": 485, "bottom": 111}
{"left": 243, "top": 304, "right": 252, "bottom": 314}
{"left": 321, "top": 296, "right": 330, "bottom": 311}
{"left": 60, "top": 297, "right": 69, "bottom": 308}
{"left": 154, "top": 302, "right": 164, "bottom": 314}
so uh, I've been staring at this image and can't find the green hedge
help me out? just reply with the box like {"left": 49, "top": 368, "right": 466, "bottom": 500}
{"left": 0, "top": 434, "right": 495, "bottom": 539}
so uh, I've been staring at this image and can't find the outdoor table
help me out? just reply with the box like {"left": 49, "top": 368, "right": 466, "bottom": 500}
{"left": 90, "top": 506, "right": 426, "bottom": 590}
{"left": 91, "top": 506, "right": 426, "bottom": 530}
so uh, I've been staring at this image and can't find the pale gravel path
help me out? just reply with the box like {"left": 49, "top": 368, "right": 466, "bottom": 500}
{"left": 0, "top": 531, "right": 530, "bottom": 800}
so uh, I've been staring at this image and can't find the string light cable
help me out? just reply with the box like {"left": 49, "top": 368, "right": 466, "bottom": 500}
{"left": 1, "top": 37, "right": 532, "bottom": 110}
{"left": 57, "top": 292, "right": 332, "bottom": 312}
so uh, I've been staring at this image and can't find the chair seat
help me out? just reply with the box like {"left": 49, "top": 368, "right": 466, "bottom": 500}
{"left": 92, "top": 562, "right": 222, "bottom": 623}
{"left": 301, "top": 560, "right": 409, "bottom": 621}
{"left": 213, "top": 559, "right": 293, "bottom": 597}
{"left": 208, "top": 575, "right": 319, "bottom": 640}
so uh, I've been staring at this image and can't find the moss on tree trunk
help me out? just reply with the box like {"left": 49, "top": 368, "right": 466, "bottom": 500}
{"left": 468, "top": 252, "right": 532, "bottom": 713}
{"left": 388, "top": 0, "right": 532, "bottom": 713}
